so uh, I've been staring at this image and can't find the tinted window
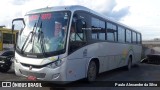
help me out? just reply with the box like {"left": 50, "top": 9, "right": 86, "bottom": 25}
{"left": 126, "top": 29, "right": 131, "bottom": 43}
{"left": 107, "top": 22, "right": 117, "bottom": 41}
{"left": 132, "top": 32, "right": 137, "bottom": 44}
{"left": 99, "top": 20, "right": 105, "bottom": 40}
{"left": 91, "top": 17, "right": 99, "bottom": 39}
{"left": 137, "top": 33, "right": 141, "bottom": 44}
{"left": 118, "top": 26, "right": 125, "bottom": 43}
{"left": 91, "top": 17, "right": 99, "bottom": 28}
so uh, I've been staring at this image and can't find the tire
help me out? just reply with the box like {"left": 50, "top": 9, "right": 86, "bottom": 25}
{"left": 0, "top": 59, "right": 12, "bottom": 73}
{"left": 86, "top": 61, "right": 97, "bottom": 82}
{"left": 127, "top": 57, "right": 132, "bottom": 70}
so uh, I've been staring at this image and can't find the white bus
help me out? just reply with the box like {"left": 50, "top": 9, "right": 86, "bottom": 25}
{"left": 12, "top": 5, "right": 142, "bottom": 82}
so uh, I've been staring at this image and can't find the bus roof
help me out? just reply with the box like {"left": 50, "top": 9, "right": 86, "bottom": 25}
{"left": 27, "top": 5, "right": 141, "bottom": 33}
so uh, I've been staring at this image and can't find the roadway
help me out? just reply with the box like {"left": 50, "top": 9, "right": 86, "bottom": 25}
{"left": 0, "top": 63, "right": 160, "bottom": 90}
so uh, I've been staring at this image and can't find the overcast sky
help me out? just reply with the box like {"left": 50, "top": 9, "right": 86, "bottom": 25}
{"left": 0, "top": 0, "right": 160, "bottom": 40}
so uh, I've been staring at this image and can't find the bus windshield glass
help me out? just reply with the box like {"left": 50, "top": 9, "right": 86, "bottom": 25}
{"left": 16, "top": 11, "right": 70, "bottom": 55}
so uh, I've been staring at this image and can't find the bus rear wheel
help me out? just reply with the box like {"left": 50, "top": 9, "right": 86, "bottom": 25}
{"left": 86, "top": 61, "right": 97, "bottom": 82}
{"left": 127, "top": 57, "right": 132, "bottom": 70}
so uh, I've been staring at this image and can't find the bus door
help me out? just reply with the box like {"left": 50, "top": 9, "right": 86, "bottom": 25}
{"left": 66, "top": 12, "right": 89, "bottom": 81}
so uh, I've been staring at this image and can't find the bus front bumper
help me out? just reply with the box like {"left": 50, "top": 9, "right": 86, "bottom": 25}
{"left": 14, "top": 61, "right": 64, "bottom": 81}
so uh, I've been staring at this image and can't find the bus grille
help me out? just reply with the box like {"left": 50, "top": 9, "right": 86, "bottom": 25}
{"left": 19, "top": 69, "right": 46, "bottom": 78}
{"left": 21, "top": 63, "right": 46, "bottom": 68}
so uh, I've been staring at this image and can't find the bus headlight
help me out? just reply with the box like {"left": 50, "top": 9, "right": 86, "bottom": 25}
{"left": 47, "top": 60, "right": 62, "bottom": 69}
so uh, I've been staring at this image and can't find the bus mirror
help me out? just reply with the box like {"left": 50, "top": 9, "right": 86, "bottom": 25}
{"left": 12, "top": 24, "right": 15, "bottom": 32}
{"left": 19, "top": 30, "right": 23, "bottom": 35}
{"left": 76, "top": 19, "right": 83, "bottom": 33}
{"left": 12, "top": 18, "right": 25, "bottom": 31}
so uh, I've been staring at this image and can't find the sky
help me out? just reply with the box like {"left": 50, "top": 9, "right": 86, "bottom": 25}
{"left": 0, "top": 0, "right": 160, "bottom": 40}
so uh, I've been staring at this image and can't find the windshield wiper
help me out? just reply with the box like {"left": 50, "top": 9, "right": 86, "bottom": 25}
{"left": 21, "top": 23, "right": 37, "bottom": 53}
{"left": 37, "top": 22, "right": 46, "bottom": 57}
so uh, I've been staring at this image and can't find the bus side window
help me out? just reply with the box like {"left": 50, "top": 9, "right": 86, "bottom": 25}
{"left": 106, "top": 22, "right": 117, "bottom": 42}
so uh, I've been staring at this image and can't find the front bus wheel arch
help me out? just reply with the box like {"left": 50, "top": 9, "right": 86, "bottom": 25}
{"left": 86, "top": 60, "right": 98, "bottom": 82}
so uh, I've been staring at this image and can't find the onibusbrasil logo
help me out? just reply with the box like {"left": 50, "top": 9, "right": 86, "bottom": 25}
{"left": 1, "top": 82, "right": 42, "bottom": 87}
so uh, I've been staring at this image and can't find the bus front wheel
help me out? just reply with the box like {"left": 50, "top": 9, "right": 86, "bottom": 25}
{"left": 86, "top": 61, "right": 97, "bottom": 82}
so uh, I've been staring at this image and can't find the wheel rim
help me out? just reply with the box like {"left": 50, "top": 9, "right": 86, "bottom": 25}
{"left": 88, "top": 61, "right": 97, "bottom": 81}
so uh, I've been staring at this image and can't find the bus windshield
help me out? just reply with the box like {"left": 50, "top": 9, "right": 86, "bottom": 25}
{"left": 16, "top": 11, "right": 70, "bottom": 55}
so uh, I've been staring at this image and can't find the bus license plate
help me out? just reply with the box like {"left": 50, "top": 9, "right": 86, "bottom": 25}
{"left": 27, "top": 76, "right": 37, "bottom": 81}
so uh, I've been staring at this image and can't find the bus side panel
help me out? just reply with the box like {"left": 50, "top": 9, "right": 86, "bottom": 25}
{"left": 131, "top": 45, "right": 142, "bottom": 64}
{"left": 65, "top": 42, "right": 142, "bottom": 81}
{"left": 66, "top": 43, "right": 99, "bottom": 81}
{"left": 66, "top": 48, "right": 87, "bottom": 81}
{"left": 98, "top": 42, "right": 122, "bottom": 72}
{"left": 66, "top": 58, "right": 86, "bottom": 81}
{"left": 98, "top": 42, "right": 142, "bottom": 73}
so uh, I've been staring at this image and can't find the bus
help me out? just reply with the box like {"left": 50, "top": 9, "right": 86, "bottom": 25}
{"left": 12, "top": 5, "right": 142, "bottom": 82}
